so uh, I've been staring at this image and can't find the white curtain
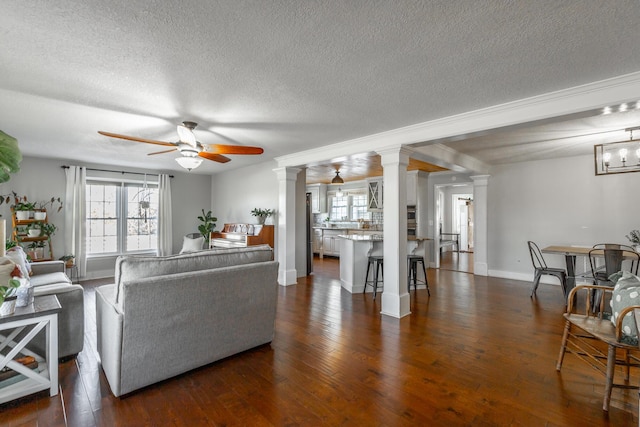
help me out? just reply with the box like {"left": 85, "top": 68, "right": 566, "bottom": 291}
{"left": 157, "top": 174, "right": 173, "bottom": 255}
{"left": 64, "top": 166, "right": 87, "bottom": 277}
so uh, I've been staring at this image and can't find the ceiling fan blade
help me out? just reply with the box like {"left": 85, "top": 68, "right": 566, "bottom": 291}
{"left": 147, "top": 148, "right": 177, "bottom": 156}
{"left": 98, "top": 131, "right": 176, "bottom": 147}
{"left": 199, "top": 151, "right": 231, "bottom": 163}
{"left": 176, "top": 124, "right": 197, "bottom": 148}
{"left": 206, "top": 144, "right": 264, "bottom": 155}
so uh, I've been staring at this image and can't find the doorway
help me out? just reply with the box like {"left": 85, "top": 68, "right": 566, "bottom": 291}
{"left": 435, "top": 184, "right": 474, "bottom": 274}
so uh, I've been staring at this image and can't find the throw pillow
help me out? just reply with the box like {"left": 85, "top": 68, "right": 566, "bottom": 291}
{"left": 610, "top": 271, "right": 640, "bottom": 343}
{"left": 6, "top": 246, "right": 31, "bottom": 277}
{"left": 0, "top": 258, "right": 18, "bottom": 288}
{"left": 180, "top": 235, "right": 205, "bottom": 254}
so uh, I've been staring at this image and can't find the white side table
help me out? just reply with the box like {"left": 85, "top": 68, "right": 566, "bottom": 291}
{"left": 0, "top": 295, "right": 61, "bottom": 404}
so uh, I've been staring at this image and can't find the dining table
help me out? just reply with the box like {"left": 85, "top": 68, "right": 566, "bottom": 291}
{"left": 541, "top": 245, "right": 638, "bottom": 292}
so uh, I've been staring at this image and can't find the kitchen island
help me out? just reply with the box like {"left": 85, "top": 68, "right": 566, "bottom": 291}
{"left": 338, "top": 234, "right": 428, "bottom": 294}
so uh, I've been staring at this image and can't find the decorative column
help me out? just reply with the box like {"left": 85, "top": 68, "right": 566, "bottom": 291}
{"left": 274, "top": 167, "right": 301, "bottom": 286}
{"left": 471, "top": 175, "right": 490, "bottom": 276}
{"left": 379, "top": 147, "right": 411, "bottom": 318}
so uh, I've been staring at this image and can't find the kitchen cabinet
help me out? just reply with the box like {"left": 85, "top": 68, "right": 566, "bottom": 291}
{"left": 367, "top": 178, "right": 383, "bottom": 211}
{"left": 406, "top": 171, "right": 417, "bottom": 206}
{"left": 313, "top": 229, "right": 323, "bottom": 254}
{"left": 321, "top": 229, "right": 342, "bottom": 257}
{"left": 306, "top": 184, "right": 327, "bottom": 213}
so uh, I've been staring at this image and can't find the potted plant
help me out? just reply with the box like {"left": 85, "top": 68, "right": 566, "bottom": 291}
{"left": 59, "top": 255, "right": 75, "bottom": 268}
{"left": 197, "top": 209, "right": 218, "bottom": 246}
{"left": 41, "top": 223, "right": 57, "bottom": 238}
{"left": 30, "top": 197, "right": 62, "bottom": 220}
{"left": 27, "top": 222, "right": 42, "bottom": 237}
{"left": 27, "top": 241, "right": 45, "bottom": 260}
{"left": 251, "top": 208, "right": 274, "bottom": 225}
{"left": 0, "top": 277, "right": 20, "bottom": 316}
{"left": 626, "top": 230, "right": 640, "bottom": 252}
{"left": 13, "top": 200, "right": 35, "bottom": 221}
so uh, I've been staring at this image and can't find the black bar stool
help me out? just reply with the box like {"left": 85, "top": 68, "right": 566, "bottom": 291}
{"left": 364, "top": 255, "right": 384, "bottom": 299}
{"left": 408, "top": 254, "right": 430, "bottom": 295}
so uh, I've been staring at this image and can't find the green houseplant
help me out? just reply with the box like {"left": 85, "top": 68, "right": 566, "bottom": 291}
{"left": 59, "top": 254, "right": 75, "bottom": 267}
{"left": 0, "top": 131, "right": 22, "bottom": 184}
{"left": 251, "top": 208, "right": 274, "bottom": 225}
{"left": 0, "top": 278, "right": 20, "bottom": 306}
{"left": 626, "top": 229, "right": 640, "bottom": 251}
{"left": 197, "top": 209, "right": 218, "bottom": 246}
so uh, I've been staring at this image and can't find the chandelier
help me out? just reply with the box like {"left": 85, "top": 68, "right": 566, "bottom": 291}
{"left": 594, "top": 126, "right": 640, "bottom": 175}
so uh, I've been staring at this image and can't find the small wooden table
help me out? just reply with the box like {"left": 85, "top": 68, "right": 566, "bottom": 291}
{"left": 0, "top": 295, "right": 61, "bottom": 404}
{"left": 541, "top": 245, "right": 638, "bottom": 292}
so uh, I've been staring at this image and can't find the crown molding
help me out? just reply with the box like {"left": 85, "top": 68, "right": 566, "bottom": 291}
{"left": 276, "top": 71, "right": 640, "bottom": 169}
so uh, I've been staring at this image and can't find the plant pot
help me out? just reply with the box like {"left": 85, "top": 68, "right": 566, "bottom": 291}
{"left": 15, "top": 211, "right": 29, "bottom": 221}
{"left": 0, "top": 298, "right": 16, "bottom": 316}
{"left": 33, "top": 211, "right": 46, "bottom": 220}
{"left": 27, "top": 229, "right": 41, "bottom": 237}
{"left": 65, "top": 260, "right": 75, "bottom": 268}
{"left": 256, "top": 216, "right": 266, "bottom": 225}
{"left": 35, "top": 247, "right": 44, "bottom": 259}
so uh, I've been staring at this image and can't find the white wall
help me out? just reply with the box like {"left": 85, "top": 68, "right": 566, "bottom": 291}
{"left": 0, "top": 156, "right": 212, "bottom": 279}
{"left": 488, "top": 154, "right": 640, "bottom": 281}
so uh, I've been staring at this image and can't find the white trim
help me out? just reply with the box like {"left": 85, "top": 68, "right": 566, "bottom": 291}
{"left": 275, "top": 71, "right": 640, "bottom": 168}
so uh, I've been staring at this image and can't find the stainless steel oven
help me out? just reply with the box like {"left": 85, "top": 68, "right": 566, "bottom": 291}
{"left": 407, "top": 205, "right": 417, "bottom": 239}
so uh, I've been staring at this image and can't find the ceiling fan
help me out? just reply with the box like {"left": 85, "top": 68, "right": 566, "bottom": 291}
{"left": 98, "top": 121, "right": 264, "bottom": 170}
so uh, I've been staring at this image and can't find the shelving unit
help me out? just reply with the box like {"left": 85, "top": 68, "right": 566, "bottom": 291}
{"left": 10, "top": 208, "right": 54, "bottom": 262}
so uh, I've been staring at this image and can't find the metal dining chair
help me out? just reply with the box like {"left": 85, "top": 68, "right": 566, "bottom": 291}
{"left": 588, "top": 244, "right": 640, "bottom": 312}
{"left": 527, "top": 241, "right": 568, "bottom": 299}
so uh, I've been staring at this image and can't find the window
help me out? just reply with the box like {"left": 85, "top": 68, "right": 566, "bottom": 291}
{"left": 329, "top": 195, "right": 348, "bottom": 220}
{"left": 351, "top": 195, "right": 368, "bottom": 220}
{"left": 329, "top": 192, "right": 371, "bottom": 221}
{"left": 86, "top": 180, "right": 159, "bottom": 255}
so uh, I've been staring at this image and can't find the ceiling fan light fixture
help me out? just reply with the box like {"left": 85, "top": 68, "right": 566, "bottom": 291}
{"left": 175, "top": 156, "right": 203, "bottom": 171}
{"left": 331, "top": 170, "right": 344, "bottom": 184}
{"left": 177, "top": 122, "right": 197, "bottom": 148}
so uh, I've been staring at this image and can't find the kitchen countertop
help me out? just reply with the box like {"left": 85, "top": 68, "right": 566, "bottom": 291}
{"left": 313, "top": 227, "right": 383, "bottom": 231}
{"left": 338, "top": 234, "right": 383, "bottom": 241}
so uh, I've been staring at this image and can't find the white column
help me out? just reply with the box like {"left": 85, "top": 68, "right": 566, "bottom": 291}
{"left": 379, "top": 147, "right": 411, "bottom": 318}
{"left": 274, "top": 167, "right": 301, "bottom": 286}
{"left": 471, "top": 175, "right": 490, "bottom": 276}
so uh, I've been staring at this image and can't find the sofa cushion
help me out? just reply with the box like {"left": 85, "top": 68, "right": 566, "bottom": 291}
{"left": 180, "top": 235, "right": 205, "bottom": 253}
{"left": 114, "top": 244, "right": 273, "bottom": 304}
{"left": 30, "top": 272, "right": 72, "bottom": 288}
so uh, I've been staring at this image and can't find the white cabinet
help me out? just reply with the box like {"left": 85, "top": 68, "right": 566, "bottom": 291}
{"left": 320, "top": 229, "right": 342, "bottom": 257}
{"left": 406, "top": 171, "right": 417, "bottom": 206}
{"left": 306, "top": 184, "right": 327, "bottom": 213}
{"left": 313, "top": 229, "right": 322, "bottom": 254}
{"left": 367, "top": 179, "right": 383, "bottom": 211}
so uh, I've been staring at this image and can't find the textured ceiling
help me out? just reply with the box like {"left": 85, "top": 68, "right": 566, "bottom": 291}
{"left": 2, "top": 1, "right": 640, "bottom": 174}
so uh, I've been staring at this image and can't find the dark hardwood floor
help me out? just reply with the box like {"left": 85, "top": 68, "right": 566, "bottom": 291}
{"left": 440, "top": 250, "right": 474, "bottom": 274}
{"left": 1, "top": 257, "right": 637, "bottom": 426}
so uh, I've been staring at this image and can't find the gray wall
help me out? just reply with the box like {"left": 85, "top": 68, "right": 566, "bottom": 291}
{"left": 0, "top": 156, "right": 212, "bottom": 279}
{"left": 487, "top": 154, "right": 640, "bottom": 282}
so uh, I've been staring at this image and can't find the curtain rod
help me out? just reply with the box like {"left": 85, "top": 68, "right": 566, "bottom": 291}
{"left": 61, "top": 165, "right": 173, "bottom": 178}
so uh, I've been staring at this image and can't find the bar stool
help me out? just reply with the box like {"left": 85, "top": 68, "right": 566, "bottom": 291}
{"left": 408, "top": 255, "right": 430, "bottom": 295}
{"left": 364, "top": 255, "right": 384, "bottom": 299}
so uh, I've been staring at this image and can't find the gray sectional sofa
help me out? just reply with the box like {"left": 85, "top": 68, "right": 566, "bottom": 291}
{"left": 29, "top": 261, "right": 85, "bottom": 358}
{"left": 95, "top": 244, "right": 279, "bottom": 397}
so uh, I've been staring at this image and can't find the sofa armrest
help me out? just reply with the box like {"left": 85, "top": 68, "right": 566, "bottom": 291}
{"left": 95, "top": 284, "right": 124, "bottom": 397}
{"left": 31, "top": 260, "right": 65, "bottom": 275}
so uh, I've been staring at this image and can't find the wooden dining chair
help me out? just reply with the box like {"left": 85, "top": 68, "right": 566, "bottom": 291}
{"left": 557, "top": 284, "right": 640, "bottom": 411}
{"left": 527, "top": 241, "right": 568, "bottom": 299}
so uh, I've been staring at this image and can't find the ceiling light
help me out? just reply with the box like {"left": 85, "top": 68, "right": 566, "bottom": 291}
{"left": 619, "top": 103, "right": 628, "bottom": 112}
{"left": 602, "top": 106, "right": 612, "bottom": 115}
{"left": 331, "top": 170, "right": 344, "bottom": 184}
{"left": 595, "top": 126, "right": 640, "bottom": 175}
{"left": 175, "top": 156, "right": 203, "bottom": 171}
